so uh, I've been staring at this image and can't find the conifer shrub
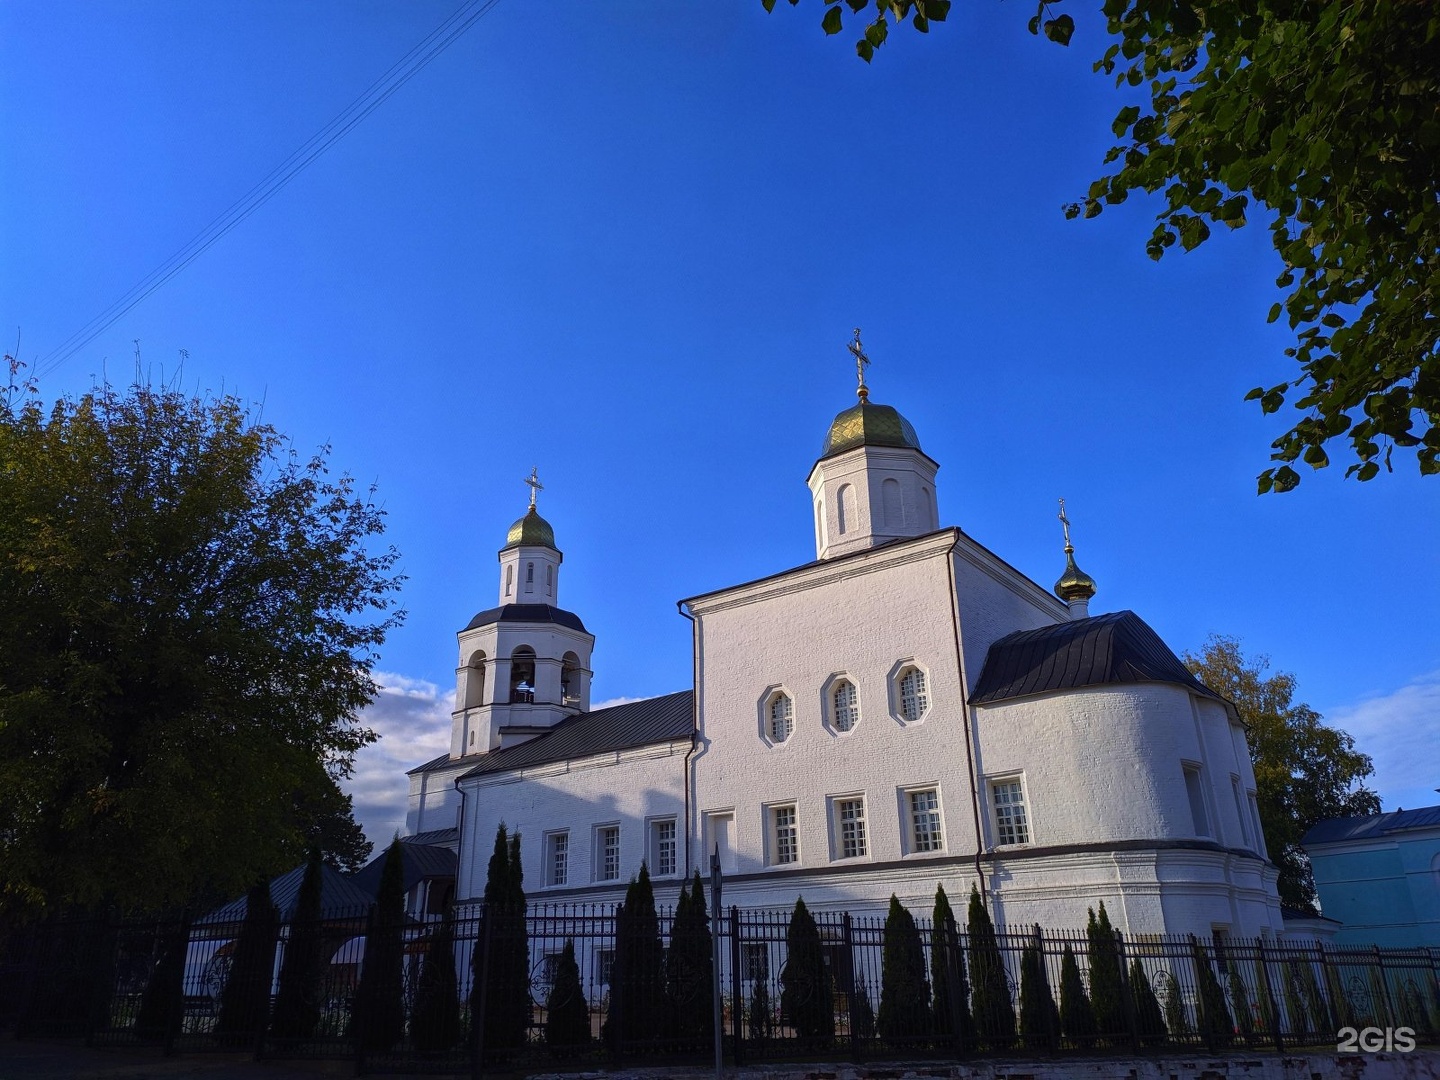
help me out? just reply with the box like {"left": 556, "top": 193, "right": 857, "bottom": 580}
{"left": 850, "top": 979, "right": 876, "bottom": 1041}
{"left": 471, "top": 825, "right": 530, "bottom": 1052}
{"left": 1159, "top": 970, "right": 1190, "bottom": 1040}
{"left": 134, "top": 921, "right": 189, "bottom": 1043}
{"left": 1058, "top": 944, "right": 1097, "bottom": 1049}
{"left": 1085, "top": 904, "right": 1125, "bottom": 1044}
{"left": 1189, "top": 937, "right": 1233, "bottom": 1049}
{"left": 411, "top": 913, "right": 460, "bottom": 1053}
{"left": 1018, "top": 939, "right": 1059, "bottom": 1051}
{"left": 612, "top": 864, "right": 667, "bottom": 1045}
{"left": 271, "top": 851, "right": 325, "bottom": 1042}
{"left": 217, "top": 881, "right": 278, "bottom": 1045}
{"left": 1228, "top": 964, "right": 1255, "bottom": 1042}
{"left": 544, "top": 939, "right": 590, "bottom": 1055}
{"left": 780, "top": 897, "right": 833, "bottom": 1041}
{"left": 747, "top": 978, "right": 773, "bottom": 1041}
{"left": 877, "top": 895, "right": 930, "bottom": 1042}
{"left": 1282, "top": 960, "right": 1310, "bottom": 1036}
{"left": 1130, "top": 958, "right": 1167, "bottom": 1047}
{"left": 1296, "top": 957, "right": 1332, "bottom": 1034}
{"left": 352, "top": 840, "right": 406, "bottom": 1053}
{"left": 929, "top": 885, "right": 972, "bottom": 1045}
{"left": 1252, "top": 956, "right": 1277, "bottom": 1042}
{"left": 666, "top": 872, "right": 714, "bottom": 1044}
{"left": 965, "top": 886, "right": 1015, "bottom": 1050}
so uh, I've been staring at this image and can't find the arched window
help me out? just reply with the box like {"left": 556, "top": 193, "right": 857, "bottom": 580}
{"left": 899, "top": 667, "right": 928, "bottom": 722}
{"left": 463, "top": 651, "right": 487, "bottom": 709}
{"left": 525, "top": 561, "right": 535, "bottom": 593}
{"left": 836, "top": 483, "right": 853, "bottom": 535}
{"left": 546, "top": 563, "right": 554, "bottom": 595}
{"left": 768, "top": 693, "right": 793, "bottom": 743}
{"left": 505, "top": 564, "right": 513, "bottom": 596}
{"left": 510, "top": 646, "right": 536, "bottom": 704}
{"left": 832, "top": 679, "right": 859, "bottom": 732}
{"left": 881, "top": 478, "right": 903, "bottom": 527}
{"left": 561, "top": 651, "right": 580, "bottom": 706}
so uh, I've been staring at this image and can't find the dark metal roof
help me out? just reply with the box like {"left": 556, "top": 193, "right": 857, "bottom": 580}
{"left": 350, "top": 841, "right": 458, "bottom": 899}
{"left": 408, "top": 752, "right": 455, "bottom": 776}
{"left": 969, "top": 609, "right": 1223, "bottom": 706}
{"left": 462, "top": 604, "right": 588, "bottom": 634}
{"left": 406, "top": 827, "right": 460, "bottom": 846}
{"left": 199, "top": 863, "right": 376, "bottom": 925}
{"left": 1302, "top": 804, "right": 1440, "bottom": 846}
{"left": 460, "top": 690, "right": 694, "bottom": 777}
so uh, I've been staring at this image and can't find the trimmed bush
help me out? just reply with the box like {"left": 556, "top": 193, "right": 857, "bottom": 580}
{"left": 930, "top": 885, "right": 973, "bottom": 1045}
{"left": 612, "top": 863, "right": 667, "bottom": 1044}
{"left": 352, "top": 840, "right": 406, "bottom": 1053}
{"left": 780, "top": 897, "right": 833, "bottom": 1041}
{"left": 1058, "top": 944, "right": 1096, "bottom": 1049}
{"left": 1160, "top": 970, "right": 1190, "bottom": 1039}
{"left": 217, "top": 881, "right": 278, "bottom": 1045}
{"left": 667, "top": 872, "right": 714, "bottom": 1044}
{"left": 411, "top": 912, "right": 460, "bottom": 1053}
{"left": 1018, "top": 939, "right": 1059, "bottom": 1051}
{"left": 134, "top": 921, "right": 188, "bottom": 1043}
{"left": 1131, "top": 958, "right": 1167, "bottom": 1047}
{"left": 544, "top": 938, "right": 589, "bottom": 1055}
{"left": 1190, "top": 936, "right": 1233, "bottom": 1049}
{"left": 966, "top": 886, "right": 1015, "bottom": 1050}
{"left": 271, "top": 851, "right": 325, "bottom": 1041}
{"left": 877, "top": 895, "right": 930, "bottom": 1042}
{"left": 471, "top": 825, "right": 530, "bottom": 1051}
{"left": 1085, "top": 903, "right": 1125, "bottom": 1044}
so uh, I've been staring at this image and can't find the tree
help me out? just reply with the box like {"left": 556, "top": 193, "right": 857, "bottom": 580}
{"left": 352, "top": 838, "right": 406, "bottom": 1053}
{"left": 0, "top": 378, "right": 400, "bottom": 917}
{"left": 780, "top": 897, "right": 834, "bottom": 1041}
{"left": 472, "top": 825, "right": 529, "bottom": 1052}
{"left": 216, "top": 881, "right": 278, "bottom": 1045}
{"left": 1085, "top": 903, "right": 1125, "bottom": 1043}
{"left": 667, "top": 871, "right": 714, "bottom": 1045}
{"left": 1185, "top": 635, "right": 1380, "bottom": 911}
{"left": 965, "top": 886, "right": 1015, "bottom": 1049}
{"left": 929, "top": 885, "right": 972, "bottom": 1044}
{"left": 294, "top": 769, "right": 373, "bottom": 874}
{"left": 763, "top": 1, "right": 1440, "bottom": 490}
{"left": 544, "top": 938, "right": 590, "bottom": 1054}
{"left": 1159, "top": 969, "right": 1189, "bottom": 1039}
{"left": 134, "top": 919, "right": 189, "bottom": 1043}
{"left": 1017, "top": 938, "right": 1059, "bottom": 1051}
{"left": 1057, "top": 944, "right": 1097, "bottom": 1048}
{"left": 1130, "top": 958, "right": 1167, "bottom": 1047}
{"left": 270, "top": 849, "right": 326, "bottom": 1041}
{"left": 877, "top": 895, "right": 930, "bottom": 1041}
{"left": 1190, "top": 936, "right": 1233, "bottom": 1049}
{"left": 411, "top": 912, "right": 461, "bottom": 1053}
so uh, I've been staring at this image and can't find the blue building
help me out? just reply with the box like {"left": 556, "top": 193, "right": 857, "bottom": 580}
{"left": 1302, "top": 804, "right": 1440, "bottom": 947}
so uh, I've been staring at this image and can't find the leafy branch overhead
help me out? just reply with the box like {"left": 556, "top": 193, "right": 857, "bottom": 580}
{"left": 762, "top": 0, "right": 1440, "bottom": 492}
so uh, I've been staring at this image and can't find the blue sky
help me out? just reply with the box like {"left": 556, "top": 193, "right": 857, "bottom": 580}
{"left": 4, "top": 1, "right": 1436, "bottom": 848}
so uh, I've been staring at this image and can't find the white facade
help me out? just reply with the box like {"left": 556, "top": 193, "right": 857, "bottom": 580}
{"left": 410, "top": 380, "right": 1284, "bottom": 939}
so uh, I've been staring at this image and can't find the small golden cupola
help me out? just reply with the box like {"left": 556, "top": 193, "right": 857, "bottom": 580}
{"left": 1054, "top": 498, "right": 1096, "bottom": 619}
{"left": 496, "top": 469, "right": 563, "bottom": 606}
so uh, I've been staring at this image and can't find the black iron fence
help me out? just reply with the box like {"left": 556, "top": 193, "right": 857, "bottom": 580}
{"left": 3, "top": 901, "right": 1438, "bottom": 1075}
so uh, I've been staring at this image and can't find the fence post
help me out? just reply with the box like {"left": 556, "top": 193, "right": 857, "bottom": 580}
{"left": 842, "top": 913, "right": 861, "bottom": 1063}
{"left": 1372, "top": 944, "right": 1395, "bottom": 1028}
{"left": 728, "top": 906, "right": 744, "bottom": 1066}
{"left": 1257, "top": 938, "right": 1283, "bottom": 1053}
{"left": 1114, "top": 930, "right": 1141, "bottom": 1051}
{"left": 355, "top": 905, "right": 375, "bottom": 1078}
{"left": 1426, "top": 948, "right": 1440, "bottom": 1040}
{"left": 469, "top": 906, "right": 492, "bottom": 1080}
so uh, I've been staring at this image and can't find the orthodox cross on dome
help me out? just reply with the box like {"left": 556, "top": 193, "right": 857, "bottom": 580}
{"left": 848, "top": 327, "right": 871, "bottom": 402}
{"left": 524, "top": 467, "right": 543, "bottom": 509}
{"left": 1058, "top": 498, "right": 1074, "bottom": 553}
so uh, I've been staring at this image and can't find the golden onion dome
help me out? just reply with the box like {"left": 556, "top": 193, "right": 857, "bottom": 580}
{"left": 820, "top": 400, "right": 923, "bottom": 460}
{"left": 503, "top": 506, "right": 556, "bottom": 550}
{"left": 1054, "top": 549, "right": 1097, "bottom": 603}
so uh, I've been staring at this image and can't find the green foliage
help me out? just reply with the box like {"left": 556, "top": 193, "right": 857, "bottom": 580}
{"left": 762, "top": 2, "right": 1440, "bottom": 488}
{"left": 1018, "top": 938, "right": 1059, "bottom": 1051}
{"left": 877, "top": 895, "right": 930, "bottom": 1041}
{"left": 965, "top": 886, "right": 1015, "bottom": 1050}
{"left": 544, "top": 939, "right": 590, "bottom": 1054}
{"left": 612, "top": 864, "right": 667, "bottom": 1044}
{"left": 1130, "top": 958, "right": 1166, "bottom": 1047}
{"left": 473, "top": 825, "right": 530, "bottom": 1051}
{"left": 1282, "top": 960, "right": 1310, "bottom": 1035}
{"left": 929, "top": 885, "right": 973, "bottom": 1043}
{"left": 850, "top": 978, "right": 876, "bottom": 1040}
{"left": 1252, "top": 956, "right": 1277, "bottom": 1042}
{"left": 1058, "top": 944, "right": 1097, "bottom": 1048}
{"left": 780, "top": 897, "right": 834, "bottom": 1040}
{"left": 1190, "top": 937, "right": 1233, "bottom": 1048}
{"left": 352, "top": 839, "right": 406, "bottom": 1053}
{"left": 748, "top": 977, "right": 773, "bottom": 1040}
{"left": 1185, "top": 636, "right": 1380, "bottom": 912}
{"left": 667, "top": 872, "right": 714, "bottom": 1044}
{"left": 134, "top": 921, "right": 188, "bottom": 1042}
{"left": 271, "top": 851, "right": 326, "bottom": 1041}
{"left": 1159, "top": 969, "right": 1189, "bottom": 1039}
{"left": 216, "top": 882, "right": 278, "bottom": 1045}
{"left": 0, "top": 379, "right": 400, "bottom": 916}
{"left": 761, "top": 0, "right": 952, "bottom": 62}
{"left": 1085, "top": 903, "right": 1125, "bottom": 1043}
{"left": 411, "top": 913, "right": 461, "bottom": 1053}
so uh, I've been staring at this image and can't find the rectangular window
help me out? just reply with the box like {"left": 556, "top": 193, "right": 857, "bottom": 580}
{"left": 1231, "top": 776, "right": 1251, "bottom": 845}
{"left": 596, "top": 948, "right": 615, "bottom": 986}
{"left": 908, "top": 788, "right": 944, "bottom": 853}
{"left": 1248, "top": 792, "right": 1266, "bottom": 856}
{"left": 597, "top": 825, "right": 621, "bottom": 881}
{"left": 1184, "top": 765, "right": 1210, "bottom": 837}
{"left": 546, "top": 831, "right": 568, "bottom": 887}
{"left": 991, "top": 779, "right": 1029, "bottom": 845}
{"left": 771, "top": 805, "right": 798, "bottom": 865}
{"left": 650, "top": 818, "right": 677, "bottom": 877}
{"left": 835, "top": 797, "right": 867, "bottom": 859}
{"left": 743, "top": 944, "right": 769, "bottom": 981}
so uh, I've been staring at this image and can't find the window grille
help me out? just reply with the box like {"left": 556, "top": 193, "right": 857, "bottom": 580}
{"left": 836, "top": 798, "right": 867, "bottom": 858}
{"left": 768, "top": 694, "right": 793, "bottom": 742}
{"left": 599, "top": 826, "right": 620, "bottom": 881}
{"left": 832, "top": 680, "right": 858, "bottom": 732}
{"left": 899, "top": 668, "right": 928, "bottom": 721}
{"left": 992, "top": 780, "right": 1029, "bottom": 845}
{"left": 772, "top": 806, "right": 798, "bottom": 864}
{"left": 909, "top": 789, "right": 943, "bottom": 852}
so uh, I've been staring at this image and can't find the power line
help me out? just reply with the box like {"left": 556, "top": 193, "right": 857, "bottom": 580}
{"left": 36, "top": 0, "right": 504, "bottom": 379}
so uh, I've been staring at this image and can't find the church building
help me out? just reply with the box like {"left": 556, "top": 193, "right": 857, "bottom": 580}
{"left": 407, "top": 337, "right": 1283, "bottom": 939}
